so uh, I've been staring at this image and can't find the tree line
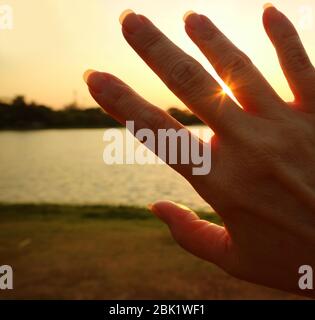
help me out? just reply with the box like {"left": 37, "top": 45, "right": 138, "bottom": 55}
{"left": 0, "top": 96, "right": 202, "bottom": 130}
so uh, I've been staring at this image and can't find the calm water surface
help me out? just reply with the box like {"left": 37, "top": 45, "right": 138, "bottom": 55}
{"left": 0, "top": 127, "right": 212, "bottom": 210}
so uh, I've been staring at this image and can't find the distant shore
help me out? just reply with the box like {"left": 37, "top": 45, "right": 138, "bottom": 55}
{"left": 0, "top": 96, "right": 202, "bottom": 130}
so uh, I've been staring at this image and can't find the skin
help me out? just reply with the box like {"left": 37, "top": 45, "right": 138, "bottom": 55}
{"left": 84, "top": 5, "right": 315, "bottom": 297}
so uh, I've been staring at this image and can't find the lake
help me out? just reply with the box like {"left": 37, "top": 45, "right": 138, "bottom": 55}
{"left": 0, "top": 127, "right": 212, "bottom": 210}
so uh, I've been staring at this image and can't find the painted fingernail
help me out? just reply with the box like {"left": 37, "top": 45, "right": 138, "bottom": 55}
{"left": 119, "top": 9, "right": 144, "bottom": 33}
{"left": 84, "top": 71, "right": 110, "bottom": 94}
{"left": 183, "top": 11, "right": 204, "bottom": 30}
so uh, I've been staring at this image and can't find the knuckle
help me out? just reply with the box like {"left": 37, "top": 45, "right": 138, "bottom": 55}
{"left": 112, "top": 87, "right": 130, "bottom": 107}
{"left": 280, "top": 35, "right": 312, "bottom": 73}
{"left": 140, "top": 31, "right": 165, "bottom": 55}
{"left": 201, "top": 24, "right": 221, "bottom": 42}
{"left": 216, "top": 51, "right": 252, "bottom": 79}
{"left": 166, "top": 59, "right": 205, "bottom": 95}
{"left": 110, "top": 87, "right": 140, "bottom": 120}
{"left": 279, "top": 120, "right": 315, "bottom": 154}
{"left": 143, "top": 108, "right": 167, "bottom": 132}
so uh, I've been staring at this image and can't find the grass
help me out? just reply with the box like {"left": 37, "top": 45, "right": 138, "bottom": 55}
{"left": 0, "top": 204, "right": 302, "bottom": 300}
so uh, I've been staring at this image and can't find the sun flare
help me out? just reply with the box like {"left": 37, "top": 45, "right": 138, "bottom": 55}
{"left": 220, "top": 83, "right": 234, "bottom": 97}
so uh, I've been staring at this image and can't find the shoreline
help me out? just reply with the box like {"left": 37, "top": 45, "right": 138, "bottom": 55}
{"left": 0, "top": 203, "right": 220, "bottom": 224}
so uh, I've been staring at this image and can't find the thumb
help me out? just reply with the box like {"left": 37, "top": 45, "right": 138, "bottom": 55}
{"left": 149, "top": 200, "right": 232, "bottom": 268}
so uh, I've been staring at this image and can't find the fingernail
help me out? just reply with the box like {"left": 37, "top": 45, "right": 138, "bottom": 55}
{"left": 263, "top": 3, "right": 282, "bottom": 21}
{"left": 83, "top": 69, "right": 96, "bottom": 84}
{"left": 119, "top": 9, "right": 144, "bottom": 33}
{"left": 148, "top": 203, "right": 160, "bottom": 216}
{"left": 176, "top": 203, "right": 192, "bottom": 212}
{"left": 119, "top": 9, "right": 134, "bottom": 25}
{"left": 263, "top": 3, "right": 275, "bottom": 10}
{"left": 183, "top": 11, "right": 204, "bottom": 31}
{"left": 183, "top": 10, "right": 195, "bottom": 22}
{"left": 84, "top": 71, "right": 110, "bottom": 95}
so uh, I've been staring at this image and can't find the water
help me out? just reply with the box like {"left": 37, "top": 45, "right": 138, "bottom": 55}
{"left": 0, "top": 127, "right": 212, "bottom": 210}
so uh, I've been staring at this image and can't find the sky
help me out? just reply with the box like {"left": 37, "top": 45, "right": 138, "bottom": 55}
{"left": 0, "top": 0, "right": 314, "bottom": 109}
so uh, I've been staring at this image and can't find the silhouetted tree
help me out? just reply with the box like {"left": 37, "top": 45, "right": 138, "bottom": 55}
{"left": 12, "top": 95, "right": 27, "bottom": 108}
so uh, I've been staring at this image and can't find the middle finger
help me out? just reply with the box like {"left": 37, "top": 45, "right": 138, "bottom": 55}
{"left": 120, "top": 11, "right": 243, "bottom": 135}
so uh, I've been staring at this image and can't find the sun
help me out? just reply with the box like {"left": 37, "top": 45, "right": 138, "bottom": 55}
{"left": 217, "top": 81, "right": 241, "bottom": 106}
{"left": 220, "top": 83, "right": 234, "bottom": 97}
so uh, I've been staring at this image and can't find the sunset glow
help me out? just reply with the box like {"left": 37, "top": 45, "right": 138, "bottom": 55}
{"left": 1, "top": 0, "right": 314, "bottom": 109}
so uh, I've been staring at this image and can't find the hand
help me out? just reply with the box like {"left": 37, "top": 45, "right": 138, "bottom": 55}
{"left": 84, "top": 5, "right": 315, "bottom": 297}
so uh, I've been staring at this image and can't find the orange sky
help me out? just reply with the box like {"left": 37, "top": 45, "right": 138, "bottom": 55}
{"left": 1, "top": 0, "right": 314, "bottom": 109}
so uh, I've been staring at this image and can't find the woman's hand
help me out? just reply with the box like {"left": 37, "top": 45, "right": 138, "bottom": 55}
{"left": 84, "top": 5, "right": 315, "bottom": 297}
